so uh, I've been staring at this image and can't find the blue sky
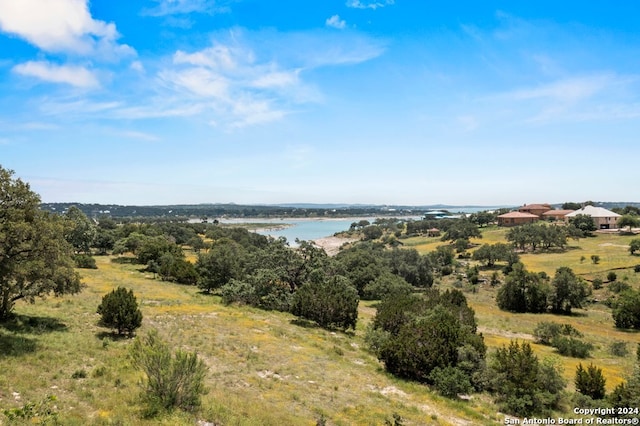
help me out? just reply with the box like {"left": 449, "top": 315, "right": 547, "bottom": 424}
{"left": 1, "top": 1, "right": 639, "bottom": 206}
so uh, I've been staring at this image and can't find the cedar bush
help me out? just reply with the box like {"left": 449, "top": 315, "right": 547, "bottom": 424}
{"left": 488, "top": 340, "right": 565, "bottom": 416}
{"left": 291, "top": 275, "right": 359, "bottom": 331}
{"left": 575, "top": 363, "right": 606, "bottom": 400}
{"left": 97, "top": 287, "right": 143, "bottom": 336}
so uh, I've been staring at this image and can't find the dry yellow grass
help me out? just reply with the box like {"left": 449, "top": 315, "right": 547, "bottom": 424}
{"left": 3, "top": 225, "right": 640, "bottom": 425}
{"left": 1, "top": 255, "right": 500, "bottom": 425}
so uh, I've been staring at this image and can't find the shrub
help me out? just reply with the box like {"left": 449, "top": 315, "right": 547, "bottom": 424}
{"left": 575, "top": 363, "right": 606, "bottom": 400}
{"left": 429, "top": 366, "right": 472, "bottom": 398}
{"left": 3, "top": 395, "right": 58, "bottom": 423}
{"left": 591, "top": 255, "right": 600, "bottom": 264}
{"left": 97, "top": 287, "right": 143, "bottom": 336}
{"left": 610, "top": 281, "right": 631, "bottom": 294}
{"left": 551, "top": 336, "right": 593, "bottom": 358}
{"left": 71, "top": 369, "right": 87, "bottom": 379}
{"left": 220, "top": 279, "right": 258, "bottom": 306}
{"left": 466, "top": 266, "right": 480, "bottom": 284}
{"left": 362, "top": 273, "right": 413, "bottom": 301}
{"left": 592, "top": 277, "right": 603, "bottom": 290}
{"left": 74, "top": 254, "right": 97, "bottom": 269}
{"left": 612, "top": 290, "right": 640, "bottom": 329}
{"left": 291, "top": 275, "right": 359, "bottom": 331}
{"left": 609, "top": 341, "right": 628, "bottom": 357}
{"left": 497, "top": 263, "right": 550, "bottom": 313}
{"left": 534, "top": 322, "right": 583, "bottom": 345}
{"left": 488, "top": 340, "right": 565, "bottom": 416}
{"left": 370, "top": 290, "right": 485, "bottom": 385}
{"left": 130, "top": 330, "right": 208, "bottom": 416}
{"left": 156, "top": 253, "right": 198, "bottom": 285}
{"left": 607, "top": 271, "right": 617, "bottom": 282}
{"left": 440, "top": 265, "right": 453, "bottom": 276}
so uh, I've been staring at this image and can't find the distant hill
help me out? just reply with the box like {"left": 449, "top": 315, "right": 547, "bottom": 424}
{"left": 40, "top": 201, "right": 639, "bottom": 219}
{"left": 39, "top": 202, "right": 513, "bottom": 219}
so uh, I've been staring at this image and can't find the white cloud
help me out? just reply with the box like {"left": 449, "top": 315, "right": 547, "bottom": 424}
{"left": 160, "top": 67, "right": 230, "bottom": 98}
{"left": 158, "top": 41, "right": 302, "bottom": 127}
{"left": 326, "top": 15, "right": 346, "bottom": 30}
{"left": 152, "top": 29, "right": 385, "bottom": 128}
{"left": 130, "top": 61, "right": 145, "bottom": 72}
{"left": 346, "top": 0, "right": 394, "bottom": 10}
{"left": 251, "top": 70, "right": 300, "bottom": 89}
{"left": 12, "top": 61, "right": 99, "bottom": 88}
{"left": 141, "top": 0, "right": 224, "bottom": 16}
{"left": 0, "top": 0, "right": 134, "bottom": 58}
{"left": 173, "top": 45, "right": 246, "bottom": 70}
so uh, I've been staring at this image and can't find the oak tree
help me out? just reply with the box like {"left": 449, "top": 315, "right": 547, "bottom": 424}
{"left": 0, "top": 166, "right": 82, "bottom": 319}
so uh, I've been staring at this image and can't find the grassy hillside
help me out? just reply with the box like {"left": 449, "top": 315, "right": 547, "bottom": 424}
{"left": 1, "top": 256, "right": 501, "bottom": 425}
{"left": 409, "top": 227, "right": 640, "bottom": 390}
{"left": 2, "top": 227, "right": 640, "bottom": 425}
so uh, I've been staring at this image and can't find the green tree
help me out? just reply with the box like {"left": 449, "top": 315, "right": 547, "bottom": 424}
{"left": 469, "top": 211, "right": 495, "bottom": 228}
{"left": 497, "top": 263, "right": 549, "bottom": 313}
{"left": 136, "top": 235, "right": 183, "bottom": 266}
{"left": 472, "top": 243, "right": 514, "bottom": 267}
{"left": 97, "top": 287, "right": 143, "bottom": 335}
{"left": 291, "top": 274, "right": 359, "bottom": 331}
{"left": 157, "top": 253, "right": 198, "bottom": 285}
{"left": 488, "top": 340, "right": 565, "bottom": 416}
{"left": 130, "top": 330, "right": 208, "bottom": 415}
{"left": 63, "top": 205, "right": 96, "bottom": 254}
{"left": 569, "top": 214, "right": 597, "bottom": 236}
{"left": 196, "top": 239, "right": 246, "bottom": 293}
{"left": 618, "top": 215, "right": 640, "bottom": 233}
{"left": 549, "top": 267, "right": 590, "bottom": 314}
{"left": 369, "top": 290, "right": 485, "bottom": 387}
{"left": 575, "top": 363, "right": 606, "bottom": 400}
{"left": 629, "top": 239, "right": 640, "bottom": 255}
{"left": 362, "top": 225, "right": 383, "bottom": 241}
{"left": 562, "top": 202, "right": 582, "bottom": 211}
{"left": 0, "top": 167, "right": 82, "bottom": 320}
{"left": 612, "top": 289, "right": 640, "bottom": 329}
{"left": 441, "top": 220, "right": 481, "bottom": 242}
{"left": 93, "top": 228, "right": 116, "bottom": 255}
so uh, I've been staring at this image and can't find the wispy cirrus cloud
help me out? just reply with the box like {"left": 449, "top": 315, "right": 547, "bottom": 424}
{"left": 480, "top": 73, "right": 640, "bottom": 124}
{"left": 116, "top": 130, "right": 161, "bottom": 142}
{"left": 346, "top": 0, "right": 394, "bottom": 10}
{"left": 141, "top": 0, "right": 227, "bottom": 16}
{"left": 12, "top": 61, "right": 100, "bottom": 88}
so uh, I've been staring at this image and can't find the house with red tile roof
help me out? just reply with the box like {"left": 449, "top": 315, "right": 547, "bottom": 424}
{"left": 542, "top": 209, "right": 575, "bottom": 221}
{"left": 517, "top": 203, "right": 552, "bottom": 216}
{"left": 497, "top": 211, "right": 539, "bottom": 227}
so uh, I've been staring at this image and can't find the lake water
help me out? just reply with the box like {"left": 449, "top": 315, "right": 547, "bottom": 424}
{"left": 201, "top": 208, "right": 501, "bottom": 245}
{"left": 216, "top": 218, "right": 366, "bottom": 244}
{"left": 211, "top": 217, "right": 419, "bottom": 245}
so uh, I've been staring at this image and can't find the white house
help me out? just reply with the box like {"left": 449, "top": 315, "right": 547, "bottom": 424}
{"left": 565, "top": 205, "right": 621, "bottom": 229}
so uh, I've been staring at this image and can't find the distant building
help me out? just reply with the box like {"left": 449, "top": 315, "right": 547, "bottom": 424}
{"left": 565, "top": 205, "right": 622, "bottom": 229}
{"left": 497, "top": 211, "right": 539, "bottom": 227}
{"left": 542, "top": 209, "right": 575, "bottom": 221}
{"left": 518, "top": 203, "right": 552, "bottom": 216}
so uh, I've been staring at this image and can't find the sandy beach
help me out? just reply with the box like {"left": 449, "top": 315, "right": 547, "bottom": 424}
{"left": 312, "top": 235, "right": 359, "bottom": 256}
